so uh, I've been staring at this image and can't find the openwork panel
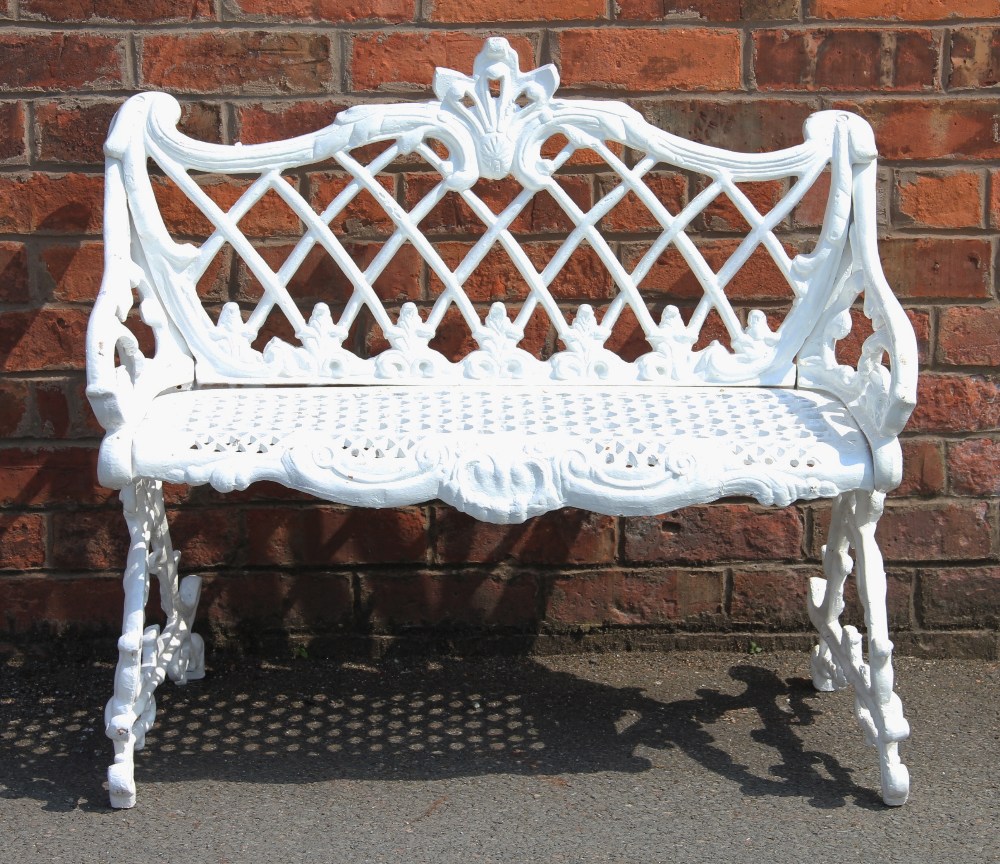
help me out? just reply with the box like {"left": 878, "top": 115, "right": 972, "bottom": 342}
{"left": 114, "top": 38, "right": 857, "bottom": 387}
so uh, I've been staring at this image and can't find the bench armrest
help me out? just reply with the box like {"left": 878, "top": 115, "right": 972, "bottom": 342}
{"left": 798, "top": 123, "right": 917, "bottom": 452}
{"left": 86, "top": 158, "right": 194, "bottom": 487}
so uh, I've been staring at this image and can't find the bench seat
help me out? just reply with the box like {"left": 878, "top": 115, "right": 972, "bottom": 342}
{"left": 133, "top": 386, "right": 872, "bottom": 522}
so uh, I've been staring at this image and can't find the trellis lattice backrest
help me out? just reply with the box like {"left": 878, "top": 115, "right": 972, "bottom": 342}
{"left": 107, "top": 38, "right": 869, "bottom": 388}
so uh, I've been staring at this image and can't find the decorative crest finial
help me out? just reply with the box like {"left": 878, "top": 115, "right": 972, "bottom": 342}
{"left": 432, "top": 38, "right": 559, "bottom": 179}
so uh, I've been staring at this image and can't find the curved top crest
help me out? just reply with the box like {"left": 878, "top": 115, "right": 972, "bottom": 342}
{"left": 433, "top": 37, "right": 559, "bottom": 179}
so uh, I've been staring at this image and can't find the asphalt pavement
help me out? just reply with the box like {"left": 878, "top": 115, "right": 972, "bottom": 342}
{"left": 1, "top": 649, "right": 997, "bottom": 863}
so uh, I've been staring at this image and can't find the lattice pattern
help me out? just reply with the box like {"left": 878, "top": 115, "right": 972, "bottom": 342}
{"left": 117, "top": 39, "right": 857, "bottom": 388}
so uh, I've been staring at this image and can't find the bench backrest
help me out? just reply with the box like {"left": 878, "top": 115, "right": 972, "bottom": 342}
{"left": 104, "top": 37, "right": 874, "bottom": 389}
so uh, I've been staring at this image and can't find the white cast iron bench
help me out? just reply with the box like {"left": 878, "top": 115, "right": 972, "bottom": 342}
{"left": 86, "top": 38, "right": 917, "bottom": 809}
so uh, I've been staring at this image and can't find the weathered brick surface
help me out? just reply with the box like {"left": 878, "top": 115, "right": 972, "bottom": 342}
{"left": 937, "top": 306, "right": 1000, "bottom": 366}
{"left": 813, "top": 0, "right": 999, "bottom": 19}
{"left": 0, "top": 7, "right": 998, "bottom": 652}
{"left": 919, "top": 567, "right": 1000, "bottom": 628}
{"left": 948, "top": 438, "right": 1000, "bottom": 497}
{"left": 623, "top": 505, "right": 804, "bottom": 565}
{"left": 558, "top": 29, "right": 741, "bottom": 90}
{"left": 434, "top": 509, "right": 616, "bottom": 565}
{"left": 0, "top": 514, "right": 47, "bottom": 570}
{"left": 545, "top": 568, "right": 723, "bottom": 627}
{"left": 0, "top": 33, "right": 126, "bottom": 91}
{"left": 141, "top": 32, "right": 334, "bottom": 95}
{"left": 429, "top": 0, "right": 606, "bottom": 21}
{"left": 894, "top": 171, "right": 984, "bottom": 229}
{"left": 754, "top": 29, "right": 937, "bottom": 92}
{"left": 226, "top": 0, "right": 415, "bottom": 21}
{"left": 21, "top": 0, "right": 216, "bottom": 21}
{"left": 350, "top": 33, "right": 535, "bottom": 91}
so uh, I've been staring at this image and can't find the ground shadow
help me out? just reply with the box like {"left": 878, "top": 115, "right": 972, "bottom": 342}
{"left": 0, "top": 656, "right": 881, "bottom": 814}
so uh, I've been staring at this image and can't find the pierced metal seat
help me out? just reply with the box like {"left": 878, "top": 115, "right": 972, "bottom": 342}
{"left": 135, "top": 386, "right": 872, "bottom": 521}
{"left": 87, "top": 38, "right": 917, "bottom": 808}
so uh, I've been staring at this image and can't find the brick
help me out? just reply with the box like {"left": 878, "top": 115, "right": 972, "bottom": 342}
{"left": 910, "top": 375, "right": 1000, "bottom": 433}
{"left": 813, "top": 0, "right": 998, "bottom": 18}
{"left": 203, "top": 571, "right": 353, "bottom": 631}
{"left": 0, "top": 102, "right": 26, "bottom": 163}
{"left": 0, "top": 242, "right": 29, "bottom": 303}
{"left": 950, "top": 28, "right": 1000, "bottom": 90}
{"left": 623, "top": 505, "right": 803, "bottom": 564}
{"left": 654, "top": 99, "right": 817, "bottom": 153}
{"left": 894, "top": 171, "right": 983, "bottom": 230}
{"left": 245, "top": 507, "right": 428, "bottom": 566}
{"left": 814, "top": 500, "right": 993, "bottom": 562}
{"left": 830, "top": 306, "right": 928, "bottom": 370}
{"left": 434, "top": 509, "right": 615, "bottom": 565}
{"left": 151, "top": 175, "right": 302, "bottom": 238}
{"left": 839, "top": 99, "right": 1000, "bottom": 161}
{"left": 988, "top": 169, "right": 1000, "bottom": 230}
{"left": 35, "top": 380, "right": 72, "bottom": 438}
{"left": 141, "top": 33, "right": 333, "bottom": 95}
{"left": 623, "top": 240, "right": 799, "bottom": 304}
{"left": 237, "top": 100, "right": 346, "bottom": 144}
{"left": 558, "top": 29, "right": 741, "bottom": 91}
{"left": 598, "top": 172, "right": 687, "bottom": 233}
{"left": 731, "top": 565, "right": 910, "bottom": 629}
{"left": 616, "top": 0, "right": 804, "bottom": 20}
{"left": 0, "top": 34, "right": 126, "bottom": 91}
{"left": 226, "top": 0, "right": 414, "bottom": 21}
{"left": 350, "top": 33, "right": 535, "bottom": 92}
{"left": 40, "top": 242, "right": 102, "bottom": 303}
{"left": 21, "top": 0, "right": 215, "bottom": 21}
{"left": 698, "top": 179, "right": 786, "bottom": 232}
{"left": 359, "top": 570, "right": 539, "bottom": 630}
{"left": 35, "top": 100, "right": 222, "bottom": 165}
{"left": 0, "top": 447, "right": 112, "bottom": 507}
{"left": 50, "top": 509, "right": 128, "bottom": 570}
{"left": 754, "top": 29, "right": 937, "bottom": 92}
{"left": 919, "top": 567, "right": 1000, "bottom": 629}
{"left": 948, "top": 438, "right": 1000, "bottom": 497}
{"left": 0, "top": 380, "right": 31, "bottom": 437}
{"left": 432, "top": 242, "right": 614, "bottom": 304}
{"left": 429, "top": 0, "right": 606, "bottom": 20}
{"left": 401, "top": 302, "right": 550, "bottom": 360}
{"left": 878, "top": 238, "right": 990, "bottom": 300}
{"left": 0, "top": 574, "right": 122, "bottom": 635}
{"left": 0, "top": 173, "right": 104, "bottom": 234}
{"left": 545, "top": 569, "right": 723, "bottom": 627}
{"left": 309, "top": 173, "right": 397, "bottom": 236}
{"left": 938, "top": 306, "right": 1000, "bottom": 367}
{"left": 405, "top": 175, "right": 592, "bottom": 236}
{"left": 0, "top": 308, "right": 90, "bottom": 372}
{"left": 895, "top": 438, "right": 945, "bottom": 497}
{"left": 0, "top": 514, "right": 46, "bottom": 569}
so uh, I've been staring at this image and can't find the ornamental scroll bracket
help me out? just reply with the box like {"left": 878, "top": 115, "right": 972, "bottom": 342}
{"left": 433, "top": 37, "right": 559, "bottom": 180}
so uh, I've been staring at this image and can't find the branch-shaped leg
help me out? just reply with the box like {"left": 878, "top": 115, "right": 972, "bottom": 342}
{"left": 105, "top": 479, "right": 205, "bottom": 809}
{"left": 807, "top": 490, "right": 910, "bottom": 806}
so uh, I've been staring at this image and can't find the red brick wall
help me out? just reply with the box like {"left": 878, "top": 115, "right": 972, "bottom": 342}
{"left": 1, "top": 1, "right": 998, "bottom": 658}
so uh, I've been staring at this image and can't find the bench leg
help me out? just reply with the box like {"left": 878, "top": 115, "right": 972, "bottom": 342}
{"left": 104, "top": 479, "right": 205, "bottom": 809}
{"left": 806, "top": 490, "right": 910, "bottom": 806}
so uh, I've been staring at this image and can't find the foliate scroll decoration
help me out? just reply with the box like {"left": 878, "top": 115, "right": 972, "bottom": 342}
{"left": 434, "top": 36, "right": 559, "bottom": 180}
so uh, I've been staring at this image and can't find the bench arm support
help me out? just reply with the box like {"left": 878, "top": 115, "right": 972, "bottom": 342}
{"left": 798, "top": 132, "right": 918, "bottom": 479}
{"left": 86, "top": 158, "right": 194, "bottom": 488}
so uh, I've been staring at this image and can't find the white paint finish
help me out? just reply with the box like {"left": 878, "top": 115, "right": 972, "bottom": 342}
{"left": 85, "top": 38, "right": 917, "bottom": 808}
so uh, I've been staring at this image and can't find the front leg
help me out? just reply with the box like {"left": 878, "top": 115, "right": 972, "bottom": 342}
{"left": 104, "top": 479, "right": 205, "bottom": 809}
{"left": 807, "top": 490, "right": 910, "bottom": 806}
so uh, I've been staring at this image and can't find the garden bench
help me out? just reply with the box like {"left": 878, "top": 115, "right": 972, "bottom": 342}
{"left": 86, "top": 38, "right": 917, "bottom": 809}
